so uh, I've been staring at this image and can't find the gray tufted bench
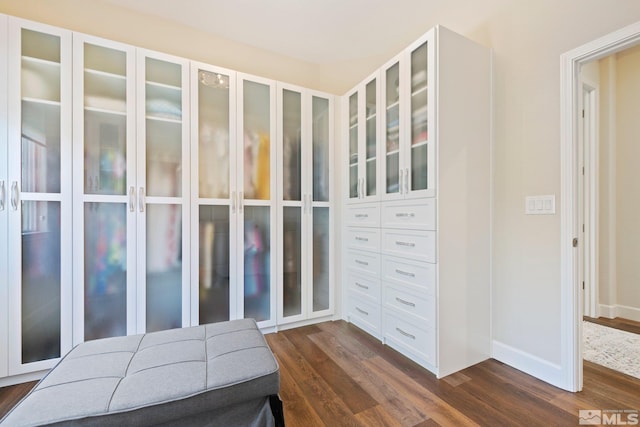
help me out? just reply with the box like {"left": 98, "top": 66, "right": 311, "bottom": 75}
{"left": 0, "top": 318, "right": 284, "bottom": 426}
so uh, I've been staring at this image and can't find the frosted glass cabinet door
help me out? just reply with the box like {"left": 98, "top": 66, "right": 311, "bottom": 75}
{"left": 347, "top": 91, "right": 358, "bottom": 200}
{"left": 199, "top": 206, "right": 232, "bottom": 324}
{"left": 73, "top": 35, "right": 136, "bottom": 343}
{"left": 192, "top": 63, "right": 236, "bottom": 326}
{"left": 384, "top": 61, "right": 401, "bottom": 197}
{"left": 243, "top": 206, "right": 272, "bottom": 322}
{"left": 364, "top": 78, "right": 377, "bottom": 198}
{"left": 238, "top": 74, "right": 276, "bottom": 327}
{"left": 310, "top": 95, "right": 331, "bottom": 315}
{"left": 242, "top": 80, "right": 271, "bottom": 201}
{"left": 7, "top": 19, "right": 72, "bottom": 374}
{"left": 138, "top": 52, "right": 189, "bottom": 333}
{"left": 280, "top": 88, "right": 303, "bottom": 318}
{"left": 197, "top": 68, "right": 232, "bottom": 200}
{"left": 410, "top": 41, "right": 428, "bottom": 192}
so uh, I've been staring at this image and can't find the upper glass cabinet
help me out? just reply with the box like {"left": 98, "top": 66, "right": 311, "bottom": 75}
{"left": 345, "top": 72, "right": 379, "bottom": 203}
{"left": 379, "top": 32, "right": 435, "bottom": 200}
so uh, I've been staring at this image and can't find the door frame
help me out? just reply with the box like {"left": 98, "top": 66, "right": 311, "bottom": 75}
{"left": 560, "top": 20, "right": 640, "bottom": 392}
{"left": 579, "top": 79, "right": 599, "bottom": 319}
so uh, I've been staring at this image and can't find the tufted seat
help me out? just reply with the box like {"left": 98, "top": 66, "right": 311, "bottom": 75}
{"left": 0, "top": 319, "right": 282, "bottom": 427}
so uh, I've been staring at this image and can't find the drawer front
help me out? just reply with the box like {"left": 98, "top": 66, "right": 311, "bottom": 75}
{"left": 348, "top": 291, "right": 381, "bottom": 335}
{"left": 383, "top": 283, "right": 435, "bottom": 323}
{"left": 381, "top": 199, "right": 436, "bottom": 230}
{"left": 384, "top": 311, "right": 435, "bottom": 364}
{"left": 346, "top": 250, "right": 381, "bottom": 278}
{"left": 345, "top": 227, "right": 380, "bottom": 252}
{"left": 347, "top": 271, "right": 380, "bottom": 302}
{"left": 382, "top": 256, "right": 436, "bottom": 293}
{"left": 381, "top": 229, "right": 435, "bottom": 262}
{"left": 345, "top": 204, "right": 380, "bottom": 228}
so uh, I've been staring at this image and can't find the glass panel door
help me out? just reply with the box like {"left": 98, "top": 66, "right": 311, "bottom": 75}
{"left": 243, "top": 206, "right": 271, "bottom": 322}
{"left": 199, "top": 206, "right": 231, "bottom": 323}
{"left": 365, "top": 79, "right": 377, "bottom": 198}
{"left": 385, "top": 62, "right": 401, "bottom": 196}
{"left": 194, "top": 66, "right": 234, "bottom": 325}
{"left": 410, "top": 41, "right": 429, "bottom": 192}
{"left": 281, "top": 88, "right": 302, "bottom": 319}
{"left": 348, "top": 92, "right": 358, "bottom": 200}
{"left": 240, "top": 77, "right": 274, "bottom": 325}
{"left": 311, "top": 96, "right": 331, "bottom": 314}
{"left": 76, "top": 38, "right": 134, "bottom": 342}
{"left": 9, "top": 22, "right": 72, "bottom": 372}
{"left": 141, "top": 55, "right": 187, "bottom": 333}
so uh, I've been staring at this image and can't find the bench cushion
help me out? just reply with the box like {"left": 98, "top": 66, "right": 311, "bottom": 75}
{"left": 1, "top": 319, "right": 280, "bottom": 426}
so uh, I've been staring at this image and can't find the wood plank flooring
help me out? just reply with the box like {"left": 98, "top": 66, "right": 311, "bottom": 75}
{"left": 1, "top": 319, "right": 639, "bottom": 426}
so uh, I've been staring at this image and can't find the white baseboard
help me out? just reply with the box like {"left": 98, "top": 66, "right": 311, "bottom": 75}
{"left": 597, "top": 304, "right": 640, "bottom": 322}
{"left": 492, "top": 340, "right": 564, "bottom": 389}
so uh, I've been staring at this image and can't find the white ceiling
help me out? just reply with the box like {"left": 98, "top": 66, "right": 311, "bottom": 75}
{"left": 101, "top": 0, "right": 506, "bottom": 65}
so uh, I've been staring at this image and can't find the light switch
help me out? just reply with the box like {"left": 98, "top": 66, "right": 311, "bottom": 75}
{"left": 525, "top": 195, "right": 556, "bottom": 215}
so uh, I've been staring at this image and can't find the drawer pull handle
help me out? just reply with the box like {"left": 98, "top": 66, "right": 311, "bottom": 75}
{"left": 395, "top": 212, "right": 416, "bottom": 218}
{"left": 396, "top": 297, "right": 416, "bottom": 307}
{"left": 395, "top": 241, "right": 416, "bottom": 248}
{"left": 355, "top": 282, "right": 369, "bottom": 290}
{"left": 356, "top": 260, "right": 369, "bottom": 266}
{"left": 355, "top": 236, "right": 369, "bottom": 242}
{"left": 356, "top": 307, "right": 369, "bottom": 316}
{"left": 395, "top": 269, "right": 415, "bottom": 278}
{"left": 355, "top": 213, "right": 369, "bottom": 219}
{"left": 396, "top": 327, "right": 416, "bottom": 340}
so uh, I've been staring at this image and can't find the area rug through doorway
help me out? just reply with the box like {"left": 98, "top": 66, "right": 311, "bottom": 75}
{"left": 583, "top": 321, "right": 640, "bottom": 379}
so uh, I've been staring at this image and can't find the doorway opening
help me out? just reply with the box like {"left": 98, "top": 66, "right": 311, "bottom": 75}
{"left": 561, "top": 20, "right": 640, "bottom": 392}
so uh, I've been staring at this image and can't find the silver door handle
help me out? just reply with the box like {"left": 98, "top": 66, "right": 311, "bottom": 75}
{"left": 396, "top": 327, "right": 416, "bottom": 340}
{"left": 0, "top": 180, "right": 5, "bottom": 211}
{"left": 396, "top": 241, "right": 416, "bottom": 248}
{"left": 396, "top": 297, "right": 416, "bottom": 307}
{"left": 405, "top": 168, "right": 410, "bottom": 194}
{"left": 399, "top": 169, "right": 404, "bottom": 194}
{"left": 231, "top": 191, "right": 236, "bottom": 213}
{"left": 395, "top": 269, "right": 415, "bottom": 278}
{"left": 10, "top": 181, "right": 18, "bottom": 211}
{"left": 138, "top": 187, "right": 145, "bottom": 213}
{"left": 129, "top": 186, "right": 136, "bottom": 212}
{"left": 307, "top": 194, "right": 312, "bottom": 214}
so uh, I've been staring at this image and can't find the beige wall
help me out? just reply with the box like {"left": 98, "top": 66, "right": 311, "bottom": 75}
{"left": 612, "top": 46, "right": 640, "bottom": 318}
{"left": 3, "top": 0, "right": 640, "bottom": 373}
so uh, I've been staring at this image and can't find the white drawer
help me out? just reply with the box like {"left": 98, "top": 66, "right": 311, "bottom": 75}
{"left": 381, "top": 199, "right": 435, "bottom": 230}
{"left": 347, "top": 271, "right": 380, "bottom": 302}
{"left": 345, "top": 227, "right": 380, "bottom": 252}
{"left": 346, "top": 250, "right": 380, "bottom": 277}
{"left": 381, "top": 229, "right": 435, "bottom": 262}
{"left": 383, "top": 311, "right": 435, "bottom": 364}
{"left": 345, "top": 204, "right": 380, "bottom": 228}
{"left": 382, "top": 256, "right": 436, "bottom": 293}
{"left": 383, "top": 282, "right": 435, "bottom": 323}
{"left": 348, "top": 291, "right": 381, "bottom": 335}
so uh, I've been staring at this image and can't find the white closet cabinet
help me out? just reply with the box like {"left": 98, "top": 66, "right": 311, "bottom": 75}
{"left": 345, "top": 26, "right": 491, "bottom": 378}
{"left": 72, "top": 34, "right": 191, "bottom": 344}
{"left": 276, "top": 83, "right": 334, "bottom": 325}
{"left": 2, "top": 17, "right": 73, "bottom": 379}
{"left": 343, "top": 71, "right": 382, "bottom": 336}
{"left": 0, "top": 13, "right": 7, "bottom": 380}
{"left": 345, "top": 71, "right": 380, "bottom": 204}
{"left": 192, "top": 67, "right": 277, "bottom": 329}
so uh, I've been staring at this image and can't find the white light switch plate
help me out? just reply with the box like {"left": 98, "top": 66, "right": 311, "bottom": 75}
{"left": 525, "top": 195, "right": 555, "bottom": 215}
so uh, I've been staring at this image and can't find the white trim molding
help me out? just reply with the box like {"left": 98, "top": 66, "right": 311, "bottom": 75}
{"left": 492, "top": 340, "right": 564, "bottom": 388}
{"left": 560, "top": 19, "right": 640, "bottom": 393}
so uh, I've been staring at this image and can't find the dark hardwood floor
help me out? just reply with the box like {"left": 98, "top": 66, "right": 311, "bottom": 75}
{"left": 1, "top": 320, "right": 639, "bottom": 426}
